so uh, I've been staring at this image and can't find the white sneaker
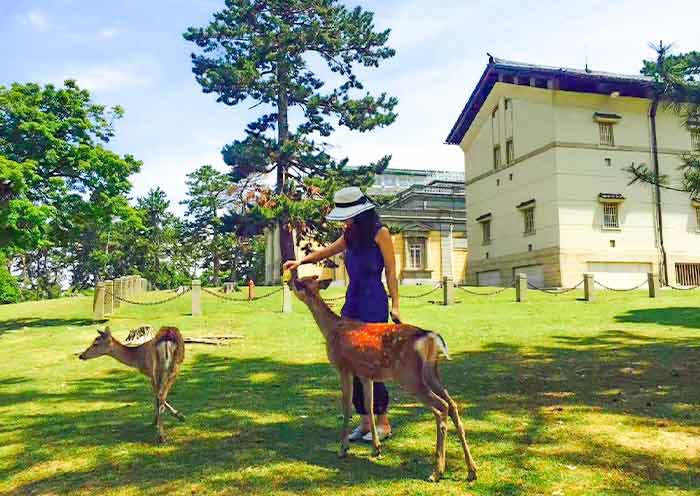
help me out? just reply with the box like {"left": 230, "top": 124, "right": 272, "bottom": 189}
{"left": 348, "top": 425, "right": 368, "bottom": 442}
{"left": 361, "top": 426, "right": 392, "bottom": 442}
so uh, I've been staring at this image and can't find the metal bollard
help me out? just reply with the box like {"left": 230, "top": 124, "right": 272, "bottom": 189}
{"left": 584, "top": 273, "right": 595, "bottom": 302}
{"left": 516, "top": 273, "right": 527, "bottom": 302}
{"left": 191, "top": 280, "right": 202, "bottom": 316}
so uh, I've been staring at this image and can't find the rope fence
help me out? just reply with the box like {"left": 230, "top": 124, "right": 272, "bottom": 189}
{"left": 593, "top": 279, "right": 648, "bottom": 292}
{"left": 105, "top": 287, "right": 191, "bottom": 306}
{"left": 527, "top": 279, "right": 584, "bottom": 295}
{"left": 93, "top": 270, "right": 696, "bottom": 320}
{"left": 202, "top": 286, "right": 283, "bottom": 302}
{"left": 456, "top": 280, "right": 514, "bottom": 296}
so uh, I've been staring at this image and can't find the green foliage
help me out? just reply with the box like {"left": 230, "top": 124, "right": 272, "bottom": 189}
{"left": 184, "top": 0, "right": 397, "bottom": 258}
{"left": 0, "top": 255, "right": 20, "bottom": 304}
{"left": 0, "top": 80, "right": 142, "bottom": 290}
{"left": 628, "top": 43, "right": 700, "bottom": 197}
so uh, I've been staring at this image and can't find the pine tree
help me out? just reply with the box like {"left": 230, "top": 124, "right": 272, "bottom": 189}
{"left": 184, "top": 0, "right": 397, "bottom": 265}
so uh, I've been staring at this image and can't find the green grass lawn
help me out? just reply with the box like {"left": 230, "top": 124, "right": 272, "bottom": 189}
{"left": 0, "top": 285, "right": 698, "bottom": 495}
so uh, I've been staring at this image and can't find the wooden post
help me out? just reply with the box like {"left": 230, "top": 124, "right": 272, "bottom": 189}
{"left": 104, "top": 280, "right": 114, "bottom": 315}
{"left": 516, "top": 273, "right": 527, "bottom": 302}
{"left": 191, "top": 280, "right": 202, "bottom": 316}
{"left": 648, "top": 272, "right": 657, "bottom": 298}
{"left": 93, "top": 282, "right": 105, "bottom": 320}
{"left": 442, "top": 276, "right": 453, "bottom": 305}
{"left": 584, "top": 273, "right": 595, "bottom": 302}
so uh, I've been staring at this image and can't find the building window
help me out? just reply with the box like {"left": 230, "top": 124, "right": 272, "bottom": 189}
{"left": 482, "top": 220, "right": 491, "bottom": 245}
{"left": 493, "top": 145, "right": 501, "bottom": 169}
{"left": 407, "top": 238, "right": 425, "bottom": 269}
{"left": 599, "top": 122, "right": 615, "bottom": 146}
{"left": 696, "top": 206, "right": 700, "bottom": 231}
{"left": 676, "top": 263, "right": 700, "bottom": 286}
{"left": 504, "top": 98, "right": 512, "bottom": 111}
{"left": 602, "top": 202, "right": 620, "bottom": 229}
{"left": 692, "top": 130, "right": 700, "bottom": 152}
{"left": 604, "top": 157, "right": 612, "bottom": 167}
{"left": 492, "top": 106, "right": 498, "bottom": 120}
{"left": 506, "top": 139, "right": 514, "bottom": 164}
{"left": 523, "top": 208, "right": 535, "bottom": 235}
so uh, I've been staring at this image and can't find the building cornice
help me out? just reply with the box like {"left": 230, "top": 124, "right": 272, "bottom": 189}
{"left": 465, "top": 140, "right": 691, "bottom": 186}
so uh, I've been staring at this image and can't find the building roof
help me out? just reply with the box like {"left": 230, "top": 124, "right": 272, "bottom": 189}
{"left": 445, "top": 55, "right": 655, "bottom": 145}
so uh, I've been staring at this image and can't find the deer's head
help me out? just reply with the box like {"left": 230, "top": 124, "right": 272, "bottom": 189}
{"left": 290, "top": 275, "right": 332, "bottom": 304}
{"left": 79, "top": 327, "right": 114, "bottom": 360}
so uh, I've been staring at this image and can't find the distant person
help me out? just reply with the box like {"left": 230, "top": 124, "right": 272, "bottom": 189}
{"left": 284, "top": 186, "right": 400, "bottom": 442}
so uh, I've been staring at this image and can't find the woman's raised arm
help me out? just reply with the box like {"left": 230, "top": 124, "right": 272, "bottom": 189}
{"left": 283, "top": 235, "right": 347, "bottom": 271}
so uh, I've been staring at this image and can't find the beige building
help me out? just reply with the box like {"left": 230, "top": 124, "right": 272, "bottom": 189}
{"left": 264, "top": 173, "right": 468, "bottom": 285}
{"left": 446, "top": 56, "right": 700, "bottom": 288}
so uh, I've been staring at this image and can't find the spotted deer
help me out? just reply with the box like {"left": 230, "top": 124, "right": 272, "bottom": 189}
{"left": 79, "top": 326, "right": 185, "bottom": 443}
{"left": 289, "top": 274, "right": 477, "bottom": 483}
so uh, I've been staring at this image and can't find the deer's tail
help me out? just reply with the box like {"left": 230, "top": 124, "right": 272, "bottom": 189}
{"left": 414, "top": 331, "right": 451, "bottom": 362}
{"left": 154, "top": 327, "right": 184, "bottom": 390}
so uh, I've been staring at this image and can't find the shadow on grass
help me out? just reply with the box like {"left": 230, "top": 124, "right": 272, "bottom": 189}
{"left": 0, "top": 317, "right": 105, "bottom": 333}
{"left": 616, "top": 307, "right": 700, "bottom": 330}
{"left": 3, "top": 329, "right": 700, "bottom": 495}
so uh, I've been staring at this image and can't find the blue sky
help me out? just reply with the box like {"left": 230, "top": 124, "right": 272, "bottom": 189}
{"left": 2, "top": 0, "right": 699, "bottom": 213}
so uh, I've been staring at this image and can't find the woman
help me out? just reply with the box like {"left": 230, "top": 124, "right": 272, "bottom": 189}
{"left": 283, "top": 186, "right": 400, "bottom": 442}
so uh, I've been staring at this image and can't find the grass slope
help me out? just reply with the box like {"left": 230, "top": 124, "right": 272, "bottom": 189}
{"left": 0, "top": 286, "right": 698, "bottom": 495}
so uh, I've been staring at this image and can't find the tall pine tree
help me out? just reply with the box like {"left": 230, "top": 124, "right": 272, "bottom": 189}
{"left": 184, "top": 0, "right": 397, "bottom": 266}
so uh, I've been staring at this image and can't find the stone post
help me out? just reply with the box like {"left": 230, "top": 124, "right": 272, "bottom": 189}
{"left": 113, "top": 277, "right": 122, "bottom": 309}
{"left": 442, "top": 276, "right": 454, "bottom": 305}
{"left": 516, "top": 273, "right": 527, "bottom": 302}
{"left": 584, "top": 273, "right": 595, "bottom": 302}
{"left": 141, "top": 278, "right": 148, "bottom": 293}
{"left": 282, "top": 283, "right": 293, "bottom": 313}
{"left": 104, "top": 280, "right": 114, "bottom": 315}
{"left": 191, "top": 280, "right": 202, "bottom": 316}
{"left": 93, "top": 282, "right": 105, "bottom": 320}
{"left": 647, "top": 272, "right": 658, "bottom": 298}
{"left": 129, "top": 276, "right": 136, "bottom": 297}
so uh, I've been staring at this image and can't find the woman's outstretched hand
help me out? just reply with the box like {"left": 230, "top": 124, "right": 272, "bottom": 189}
{"left": 390, "top": 309, "right": 401, "bottom": 324}
{"left": 283, "top": 260, "right": 301, "bottom": 272}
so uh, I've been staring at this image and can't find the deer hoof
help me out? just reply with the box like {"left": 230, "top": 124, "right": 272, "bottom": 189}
{"left": 175, "top": 412, "right": 186, "bottom": 422}
{"left": 156, "top": 433, "right": 168, "bottom": 444}
{"left": 467, "top": 469, "right": 478, "bottom": 482}
{"left": 371, "top": 447, "right": 382, "bottom": 458}
{"left": 337, "top": 447, "right": 349, "bottom": 459}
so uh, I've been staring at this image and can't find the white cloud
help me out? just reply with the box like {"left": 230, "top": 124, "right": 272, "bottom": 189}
{"left": 19, "top": 9, "right": 50, "bottom": 32}
{"left": 96, "top": 27, "right": 119, "bottom": 40}
{"left": 46, "top": 59, "right": 156, "bottom": 92}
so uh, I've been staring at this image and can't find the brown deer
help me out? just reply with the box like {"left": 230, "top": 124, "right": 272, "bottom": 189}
{"left": 78, "top": 326, "right": 185, "bottom": 443}
{"left": 289, "top": 274, "right": 478, "bottom": 483}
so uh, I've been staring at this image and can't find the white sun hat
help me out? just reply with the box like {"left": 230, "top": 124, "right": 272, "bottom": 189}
{"left": 326, "top": 186, "right": 376, "bottom": 221}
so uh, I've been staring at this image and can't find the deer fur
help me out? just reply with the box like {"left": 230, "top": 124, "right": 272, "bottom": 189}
{"left": 289, "top": 274, "right": 477, "bottom": 483}
{"left": 79, "top": 326, "right": 185, "bottom": 443}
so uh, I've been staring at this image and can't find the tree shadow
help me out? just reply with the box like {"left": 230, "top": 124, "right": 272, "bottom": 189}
{"left": 615, "top": 307, "right": 700, "bottom": 330}
{"left": 4, "top": 330, "right": 700, "bottom": 495}
{"left": 0, "top": 317, "right": 105, "bottom": 332}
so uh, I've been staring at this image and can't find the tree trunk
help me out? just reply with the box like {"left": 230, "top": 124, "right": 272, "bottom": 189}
{"left": 276, "top": 57, "right": 296, "bottom": 265}
{"left": 649, "top": 98, "right": 669, "bottom": 286}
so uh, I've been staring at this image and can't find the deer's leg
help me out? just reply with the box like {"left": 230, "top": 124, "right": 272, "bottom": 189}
{"left": 164, "top": 401, "right": 186, "bottom": 421}
{"left": 359, "top": 377, "right": 381, "bottom": 457}
{"left": 155, "top": 393, "right": 168, "bottom": 444}
{"left": 424, "top": 363, "right": 477, "bottom": 482}
{"left": 414, "top": 385, "right": 449, "bottom": 483}
{"left": 338, "top": 370, "right": 354, "bottom": 458}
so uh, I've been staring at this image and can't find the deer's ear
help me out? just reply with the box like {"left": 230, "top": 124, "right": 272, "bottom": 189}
{"left": 319, "top": 279, "right": 332, "bottom": 290}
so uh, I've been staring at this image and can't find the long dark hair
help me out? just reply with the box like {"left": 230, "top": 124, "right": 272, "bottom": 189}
{"left": 344, "top": 208, "right": 381, "bottom": 249}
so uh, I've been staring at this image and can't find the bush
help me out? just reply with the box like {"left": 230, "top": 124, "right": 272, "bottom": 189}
{"left": 0, "top": 263, "right": 20, "bottom": 304}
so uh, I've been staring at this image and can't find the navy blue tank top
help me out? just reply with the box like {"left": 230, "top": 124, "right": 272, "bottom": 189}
{"left": 340, "top": 222, "right": 389, "bottom": 323}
